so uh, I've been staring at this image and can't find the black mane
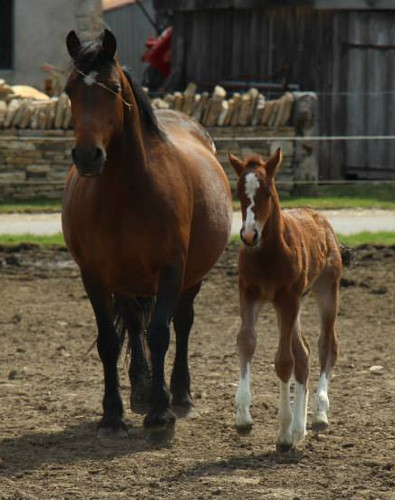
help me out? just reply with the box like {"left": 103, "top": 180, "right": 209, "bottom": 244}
{"left": 71, "top": 41, "right": 164, "bottom": 139}
{"left": 122, "top": 68, "right": 165, "bottom": 139}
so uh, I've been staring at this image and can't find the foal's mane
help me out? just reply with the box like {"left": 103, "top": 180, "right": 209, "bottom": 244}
{"left": 71, "top": 40, "right": 164, "bottom": 139}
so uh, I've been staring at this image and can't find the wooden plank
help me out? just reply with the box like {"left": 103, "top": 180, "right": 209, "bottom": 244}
{"left": 315, "top": 0, "right": 395, "bottom": 9}
{"left": 384, "top": 13, "right": 395, "bottom": 170}
{"left": 366, "top": 13, "right": 387, "bottom": 175}
{"left": 345, "top": 11, "right": 368, "bottom": 176}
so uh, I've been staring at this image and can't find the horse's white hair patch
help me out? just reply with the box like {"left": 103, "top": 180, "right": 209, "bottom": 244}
{"left": 83, "top": 71, "right": 98, "bottom": 86}
{"left": 244, "top": 172, "right": 260, "bottom": 227}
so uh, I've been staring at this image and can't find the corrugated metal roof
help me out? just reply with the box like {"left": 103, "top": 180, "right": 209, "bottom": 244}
{"left": 103, "top": 0, "right": 137, "bottom": 11}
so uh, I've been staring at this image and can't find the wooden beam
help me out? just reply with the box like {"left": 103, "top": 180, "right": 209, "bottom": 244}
{"left": 315, "top": 0, "right": 395, "bottom": 9}
{"left": 155, "top": 0, "right": 395, "bottom": 9}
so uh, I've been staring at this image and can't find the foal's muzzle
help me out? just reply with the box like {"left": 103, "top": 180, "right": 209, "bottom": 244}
{"left": 72, "top": 145, "right": 106, "bottom": 177}
{"left": 240, "top": 227, "right": 260, "bottom": 247}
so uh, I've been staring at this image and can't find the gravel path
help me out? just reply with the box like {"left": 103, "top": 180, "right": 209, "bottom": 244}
{"left": 0, "top": 209, "right": 394, "bottom": 236}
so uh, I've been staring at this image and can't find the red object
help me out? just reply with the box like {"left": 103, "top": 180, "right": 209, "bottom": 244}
{"left": 142, "top": 27, "right": 172, "bottom": 77}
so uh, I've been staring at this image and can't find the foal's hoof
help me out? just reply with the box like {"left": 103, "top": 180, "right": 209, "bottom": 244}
{"left": 172, "top": 394, "right": 194, "bottom": 418}
{"left": 312, "top": 412, "right": 329, "bottom": 434}
{"left": 144, "top": 408, "right": 176, "bottom": 430}
{"left": 276, "top": 441, "right": 295, "bottom": 453}
{"left": 311, "top": 420, "right": 329, "bottom": 434}
{"left": 235, "top": 423, "right": 253, "bottom": 436}
{"left": 96, "top": 418, "right": 128, "bottom": 439}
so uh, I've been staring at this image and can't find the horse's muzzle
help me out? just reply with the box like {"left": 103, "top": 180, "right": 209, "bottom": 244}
{"left": 72, "top": 145, "right": 106, "bottom": 177}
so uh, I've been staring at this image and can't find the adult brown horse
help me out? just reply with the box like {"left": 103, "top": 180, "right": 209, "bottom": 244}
{"left": 229, "top": 148, "right": 349, "bottom": 451}
{"left": 62, "top": 29, "right": 232, "bottom": 436}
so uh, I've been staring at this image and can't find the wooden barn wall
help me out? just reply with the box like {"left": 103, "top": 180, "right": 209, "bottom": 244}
{"left": 104, "top": 1, "right": 155, "bottom": 83}
{"left": 171, "top": 7, "right": 395, "bottom": 179}
{"left": 343, "top": 11, "right": 395, "bottom": 179}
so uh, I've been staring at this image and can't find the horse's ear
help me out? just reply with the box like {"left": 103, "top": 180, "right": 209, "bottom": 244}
{"left": 102, "top": 29, "right": 117, "bottom": 59}
{"left": 266, "top": 148, "right": 282, "bottom": 178}
{"left": 66, "top": 30, "right": 82, "bottom": 59}
{"left": 228, "top": 152, "right": 244, "bottom": 177}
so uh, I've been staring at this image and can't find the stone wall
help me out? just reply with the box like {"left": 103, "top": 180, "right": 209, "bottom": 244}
{"left": 0, "top": 92, "right": 317, "bottom": 201}
{"left": 0, "top": 130, "right": 73, "bottom": 201}
{"left": 208, "top": 126, "right": 295, "bottom": 194}
{"left": 0, "top": 127, "right": 297, "bottom": 201}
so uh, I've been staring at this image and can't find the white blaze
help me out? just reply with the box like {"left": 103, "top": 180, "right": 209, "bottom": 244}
{"left": 83, "top": 71, "right": 98, "bottom": 86}
{"left": 244, "top": 173, "right": 260, "bottom": 229}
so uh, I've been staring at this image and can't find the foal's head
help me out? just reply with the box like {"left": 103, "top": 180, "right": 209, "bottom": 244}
{"left": 228, "top": 148, "right": 282, "bottom": 247}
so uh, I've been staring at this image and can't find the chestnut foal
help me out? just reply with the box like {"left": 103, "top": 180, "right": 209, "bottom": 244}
{"left": 229, "top": 148, "right": 344, "bottom": 451}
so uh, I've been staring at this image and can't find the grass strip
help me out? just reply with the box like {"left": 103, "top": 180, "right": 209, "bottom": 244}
{"left": 0, "top": 232, "right": 394, "bottom": 249}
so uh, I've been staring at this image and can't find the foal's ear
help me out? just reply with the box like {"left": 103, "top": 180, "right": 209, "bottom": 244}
{"left": 66, "top": 31, "right": 82, "bottom": 59}
{"left": 266, "top": 148, "right": 283, "bottom": 178}
{"left": 228, "top": 152, "right": 244, "bottom": 177}
{"left": 102, "top": 29, "right": 117, "bottom": 59}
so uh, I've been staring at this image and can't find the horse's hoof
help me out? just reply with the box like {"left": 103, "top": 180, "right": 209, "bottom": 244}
{"left": 236, "top": 423, "right": 253, "bottom": 436}
{"left": 131, "top": 393, "right": 151, "bottom": 415}
{"left": 96, "top": 419, "right": 128, "bottom": 439}
{"left": 144, "top": 408, "right": 176, "bottom": 430}
{"left": 171, "top": 395, "right": 193, "bottom": 418}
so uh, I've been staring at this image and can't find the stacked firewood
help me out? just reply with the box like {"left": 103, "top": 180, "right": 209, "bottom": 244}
{"left": 0, "top": 78, "right": 294, "bottom": 129}
{"left": 151, "top": 83, "right": 295, "bottom": 128}
{"left": 0, "top": 79, "right": 72, "bottom": 130}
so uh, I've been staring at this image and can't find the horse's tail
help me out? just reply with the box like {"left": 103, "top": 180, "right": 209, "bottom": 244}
{"left": 340, "top": 243, "right": 353, "bottom": 268}
{"left": 113, "top": 295, "right": 154, "bottom": 352}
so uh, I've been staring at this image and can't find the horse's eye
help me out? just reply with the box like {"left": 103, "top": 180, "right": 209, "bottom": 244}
{"left": 110, "top": 84, "right": 121, "bottom": 94}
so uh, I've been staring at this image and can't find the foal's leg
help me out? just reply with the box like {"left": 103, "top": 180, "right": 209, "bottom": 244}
{"left": 235, "top": 287, "right": 262, "bottom": 434}
{"left": 274, "top": 294, "right": 300, "bottom": 451}
{"left": 291, "top": 313, "right": 310, "bottom": 445}
{"left": 82, "top": 276, "right": 126, "bottom": 436}
{"left": 144, "top": 265, "right": 183, "bottom": 429}
{"left": 312, "top": 275, "right": 340, "bottom": 432}
{"left": 171, "top": 281, "right": 202, "bottom": 417}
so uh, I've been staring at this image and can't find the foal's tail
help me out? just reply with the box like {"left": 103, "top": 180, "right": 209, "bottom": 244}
{"left": 340, "top": 243, "right": 353, "bottom": 268}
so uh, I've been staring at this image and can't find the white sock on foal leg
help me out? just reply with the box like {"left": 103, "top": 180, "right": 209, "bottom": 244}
{"left": 235, "top": 363, "right": 253, "bottom": 431}
{"left": 313, "top": 373, "right": 330, "bottom": 430}
{"left": 291, "top": 382, "right": 308, "bottom": 444}
{"left": 276, "top": 380, "right": 293, "bottom": 450}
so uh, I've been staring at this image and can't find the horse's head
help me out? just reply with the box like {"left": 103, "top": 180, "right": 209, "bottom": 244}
{"left": 228, "top": 148, "right": 282, "bottom": 247}
{"left": 65, "top": 29, "right": 128, "bottom": 177}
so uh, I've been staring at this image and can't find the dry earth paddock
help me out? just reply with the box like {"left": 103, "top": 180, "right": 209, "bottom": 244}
{"left": 0, "top": 244, "right": 394, "bottom": 500}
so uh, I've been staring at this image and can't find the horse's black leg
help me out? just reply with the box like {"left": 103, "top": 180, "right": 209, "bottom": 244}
{"left": 144, "top": 265, "right": 183, "bottom": 429}
{"left": 114, "top": 295, "right": 153, "bottom": 414}
{"left": 171, "top": 281, "right": 202, "bottom": 417}
{"left": 82, "top": 275, "right": 126, "bottom": 437}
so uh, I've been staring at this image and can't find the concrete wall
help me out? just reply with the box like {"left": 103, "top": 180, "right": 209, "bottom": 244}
{"left": 0, "top": 0, "right": 103, "bottom": 91}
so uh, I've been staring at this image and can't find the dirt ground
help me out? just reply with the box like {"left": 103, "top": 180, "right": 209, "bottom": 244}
{"left": 0, "top": 243, "right": 394, "bottom": 500}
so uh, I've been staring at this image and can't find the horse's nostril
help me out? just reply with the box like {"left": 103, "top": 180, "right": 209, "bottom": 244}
{"left": 94, "top": 147, "right": 103, "bottom": 161}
